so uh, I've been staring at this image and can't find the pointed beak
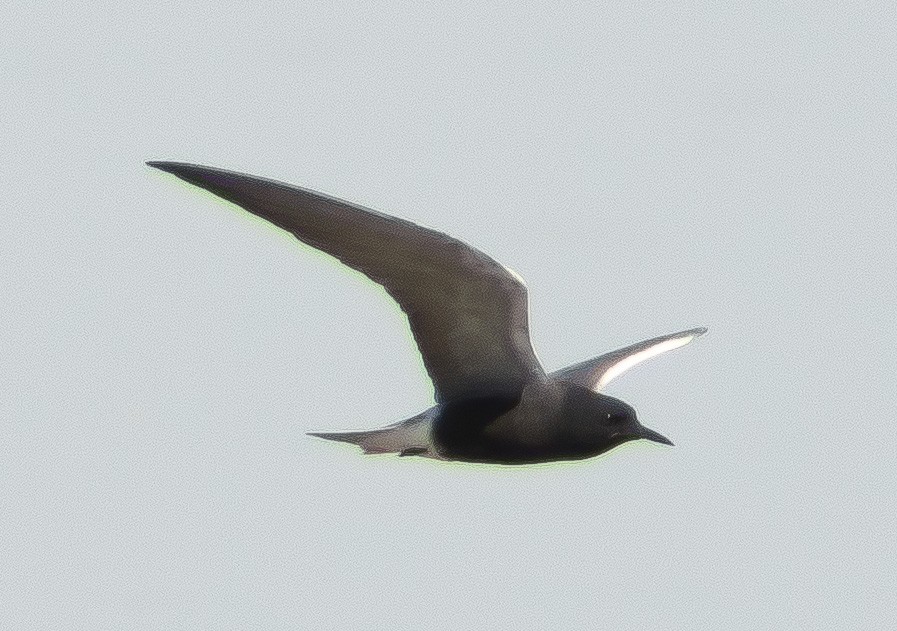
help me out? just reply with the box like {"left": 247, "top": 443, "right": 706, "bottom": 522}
{"left": 640, "top": 427, "right": 674, "bottom": 446}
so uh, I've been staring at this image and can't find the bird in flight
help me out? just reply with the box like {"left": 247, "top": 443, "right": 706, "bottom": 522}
{"left": 148, "top": 161, "right": 706, "bottom": 465}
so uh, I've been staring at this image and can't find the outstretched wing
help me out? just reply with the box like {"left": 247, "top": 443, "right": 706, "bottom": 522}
{"left": 148, "top": 162, "right": 544, "bottom": 403}
{"left": 550, "top": 327, "right": 706, "bottom": 391}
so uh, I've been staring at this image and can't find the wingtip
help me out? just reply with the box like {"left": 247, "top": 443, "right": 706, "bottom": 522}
{"left": 145, "top": 160, "right": 242, "bottom": 192}
{"left": 692, "top": 326, "right": 708, "bottom": 337}
{"left": 145, "top": 160, "right": 194, "bottom": 175}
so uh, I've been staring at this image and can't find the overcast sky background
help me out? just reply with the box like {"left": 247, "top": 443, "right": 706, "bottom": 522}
{"left": 2, "top": 2, "right": 895, "bottom": 629}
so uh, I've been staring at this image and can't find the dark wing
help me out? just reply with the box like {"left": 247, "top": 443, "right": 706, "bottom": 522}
{"left": 148, "top": 162, "right": 544, "bottom": 403}
{"left": 550, "top": 327, "right": 706, "bottom": 391}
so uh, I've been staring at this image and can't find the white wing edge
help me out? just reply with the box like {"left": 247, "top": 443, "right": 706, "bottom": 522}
{"left": 595, "top": 330, "right": 704, "bottom": 389}
{"left": 551, "top": 327, "right": 707, "bottom": 391}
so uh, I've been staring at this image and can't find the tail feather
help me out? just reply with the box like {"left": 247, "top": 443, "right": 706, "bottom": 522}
{"left": 307, "top": 431, "right": 375, "bottom": 445}
{"left": 307, "top": 429, "right": 397, "bottom": 454}
{"left": 308, "top": 411, "right": 435, "bottom": 456}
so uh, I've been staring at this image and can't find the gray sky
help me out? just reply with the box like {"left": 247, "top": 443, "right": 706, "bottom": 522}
{"left": 2, "top": 2, "right": 895, "bottom": 629}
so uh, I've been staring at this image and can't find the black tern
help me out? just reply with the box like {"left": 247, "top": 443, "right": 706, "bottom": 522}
{"left": 148, "top": 161, "right": 706, "bottom": 465}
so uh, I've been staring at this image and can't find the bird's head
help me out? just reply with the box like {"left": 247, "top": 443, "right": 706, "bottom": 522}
{"left": 589, "top": 392, "right": 674, "bottom": 448}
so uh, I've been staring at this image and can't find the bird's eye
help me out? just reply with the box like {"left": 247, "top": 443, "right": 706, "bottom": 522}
{"left": 606, "top": 412, "right": 626, "bottom": 424}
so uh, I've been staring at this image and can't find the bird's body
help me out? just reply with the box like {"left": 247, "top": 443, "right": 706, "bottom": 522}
{"left": 433, "top": 381, "right": 635, "bottom": 464}
{"left": 314, "top": 379, "right": 675, "bottom": 464}
{"left": 148, "top": 161, "right": 705, "bottom": 465}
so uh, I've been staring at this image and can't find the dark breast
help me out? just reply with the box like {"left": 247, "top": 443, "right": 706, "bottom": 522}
{"left": 432, "top": 385, "right": 615, "bottom": 464}
{"left": 432, "top": 395, "right": 522, "bottom": 462}
{"left": 432, "top": 393, "right": 591, "bottom": 464}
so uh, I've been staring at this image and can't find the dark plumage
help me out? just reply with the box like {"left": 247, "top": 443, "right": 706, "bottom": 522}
{"left": 148, "top": 161, "right": 705, "bottom": 465}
